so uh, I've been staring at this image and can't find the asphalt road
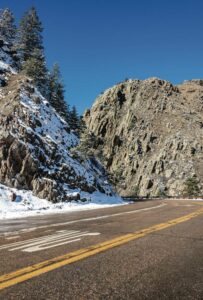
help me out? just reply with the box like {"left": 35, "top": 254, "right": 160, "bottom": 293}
{"left": 0, "top": 199, "right": 202, "bottom": 300}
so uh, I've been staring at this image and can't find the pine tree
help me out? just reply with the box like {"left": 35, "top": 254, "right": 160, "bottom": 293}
{"left": 0, "top": 8, "right": 19, "bottom": 68}
{"left": 69, "top": 106, "right": 80, "bottom": 132}
{"left": 78, "top": 116, "right": 86, "bottom": 136}
{"left": 17, "top": 7, "right": 43, "bottom": 62}
{"left": 75, "top": 128, "right": 96, "bottom": 157}
{"left": 17, "top": 7, "right": 47, "bottom": 94}
{"left": 22, "top": 48, "right": 47, "bottom": 94}
{"left": 48, "top": 63, "right": 70, "bottom": 122}
{"left": 184, "top": 176, "right": 200, "bottom": 197}
{"left": 0, "top": 8, "right": 16, "bottom": 43}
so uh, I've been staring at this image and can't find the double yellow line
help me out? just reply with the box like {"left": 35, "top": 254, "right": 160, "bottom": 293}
{"left": 0, "top": 206, "right": 203, "bottom": 291}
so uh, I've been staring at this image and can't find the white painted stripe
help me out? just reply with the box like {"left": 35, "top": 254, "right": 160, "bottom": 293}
{"left": 0, "top": 230, "right": 79, "bottom": 250}
{"left": 10, "top": 231, "right": 89, "bottom": 251}
{"left": 3, "top": 231, "right": 23, "bottom": 236}
{"left": 24, "top": 238, "right": 81, "bottom": 252}
{"left": 6, "top": 236, "right": 20, "bottom": 240}
{"left": 50, "top": 203, "right": 167, "bottom": 227}
{"left": 2, "top": 227, "right": 38, "bottom": 236}
{"left": 0, "top": 230, "right": 100, "bottom": 253}
{"left": 0, "top": 203, "right": 166, "bottom": 237}
{"left": 20, "top": 228, "right": 38, "bottom": 233}
{"left": 20, "top": 233, "right": 100, "bottom": 253}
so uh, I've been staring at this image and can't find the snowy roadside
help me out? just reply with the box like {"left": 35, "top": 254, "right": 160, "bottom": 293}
{"left": 0, "top": 184, "right": 125, "bottom": 220}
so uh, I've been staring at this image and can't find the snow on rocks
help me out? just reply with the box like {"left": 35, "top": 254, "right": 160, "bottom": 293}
{"left": 0, "top": 183, "right": 124, "bottom": 220}
{"left": 0, "top": 69, "right": 116, "bottom": 203}
{"left": 0, "top": 60, "right": 16, "bottom": 74}
{"left": 0, "top": 59, "right": 16, "bottom": 87}
{"left": 0, "top": 38, "right": 120, "bottom": 207}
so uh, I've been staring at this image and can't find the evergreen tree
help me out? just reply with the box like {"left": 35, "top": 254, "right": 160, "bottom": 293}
{"left": 17, "top": 7, "right": 47, "bottom": 94}
{"left": 78, "top": 116, "right": 86, "bottom": 136}
{"left": 48, "top": 63, "right": 70, "bottom": 122}
{"left": 69, "top": 106, "right": 80, "bottom": 131}
{"left": 17, "top": 7, "right": 43, "bottom": 62}
{"left": 75, "top": 128, "right": 96, "bottom": 157}
{"left": 0, "top": 8, "right": 16, "bottom": 43}
{"left": 184, "top": 176, "right": 200, "bottom": 197}
{"left": 22, "top": 48, "right": 47, "bottom": 94}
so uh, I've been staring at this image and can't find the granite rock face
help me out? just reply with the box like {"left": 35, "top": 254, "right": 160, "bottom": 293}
{"left": 84, "top": 78, "right": 203, "bottom": 197}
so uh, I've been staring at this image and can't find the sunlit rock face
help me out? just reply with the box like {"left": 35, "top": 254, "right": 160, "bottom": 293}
{"left": 84, "top": 78, "right": 203, "bottom": 197}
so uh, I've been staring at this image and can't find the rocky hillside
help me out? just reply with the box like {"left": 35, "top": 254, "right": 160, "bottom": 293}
{"left": 0, "top": 42, "right": 113, "bottom": 202}
{"left": 84, "top": 78, "right": 203, "bottom": 197}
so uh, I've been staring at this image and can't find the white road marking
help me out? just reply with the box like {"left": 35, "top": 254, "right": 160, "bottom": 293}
{"left": 165, "top": 198, "right": 203, "bottom": 202}
{"left": 3, "top": 220, "right": 28, "bottom": 224}
{"left": 26, "top": 238, "right": 82, "bottom": 252}
{"left": 10, "top": 231, "right": 86, "bottom": 251}
{"left": 6, "top": 236, "right": 20, "bottom": 240}
{"left": 2, "top": 231, "right": 22, "bottom": 236}
{"left": 20, "top": 228, "right": 38, "bottom": 233}
{"left": 23, "top": 233, "right": 100, "bottom": 252}
{"left": 175, "top": 204, "right": 194, "bottom": 207}
{"left": 0, "top": 203, "right": 167, "bottom": 237}
{"left": 33, "top": 203, "right": 167, "bottom": 228}
{"left": 0, "top": 230, "right": 79, "bottom": 250}
{"left": 0, "top": 230, "right": 100, "bottom": 253}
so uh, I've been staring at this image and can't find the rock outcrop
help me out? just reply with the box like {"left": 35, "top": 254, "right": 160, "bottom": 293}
{"left": 84, "top": 78, "right": 203, "bottom": 197}
{"left": 0, "top": 45, "right": 113, "bottom": 202}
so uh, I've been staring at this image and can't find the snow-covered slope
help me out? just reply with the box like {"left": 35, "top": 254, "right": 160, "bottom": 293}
{"left": 0, "top": 183, "right": 123, "bottom": 219}
{"left": 0, "top": 42, "right": 121, "bottom": 208}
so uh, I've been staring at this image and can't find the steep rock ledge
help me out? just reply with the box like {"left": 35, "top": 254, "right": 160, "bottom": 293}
{"left": 84, "top": 78, "right": 203, "bottom": 197}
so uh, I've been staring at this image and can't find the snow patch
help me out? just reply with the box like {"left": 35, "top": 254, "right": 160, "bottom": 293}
{"left": 0, "top": 183, "right": 124, "bottom": 220}
{"left": 0, "top": 60, "right": 16, "bottom": 74}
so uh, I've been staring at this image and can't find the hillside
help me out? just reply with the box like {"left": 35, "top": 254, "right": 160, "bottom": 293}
{"left": 0, "top": 40, "right": 117, "bottom": 208}
{"left": 84, "top": 78, "right": 203, "bottom": 197}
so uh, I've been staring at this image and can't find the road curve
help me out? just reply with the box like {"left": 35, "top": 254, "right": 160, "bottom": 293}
{"left": 0, "top": 199, "right": 202, "bottom": 299}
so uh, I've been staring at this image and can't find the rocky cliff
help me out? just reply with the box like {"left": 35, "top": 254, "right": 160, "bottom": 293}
{"left": 84, "top": 78, "right": 203, "bottom": 197}
{"left": 0, "top": 42, "right": 113, "bottom": 202}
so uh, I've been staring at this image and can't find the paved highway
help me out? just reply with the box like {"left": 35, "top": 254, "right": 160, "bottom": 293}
{"left": 0, "top": 199, "right": 202, "bottom": 299}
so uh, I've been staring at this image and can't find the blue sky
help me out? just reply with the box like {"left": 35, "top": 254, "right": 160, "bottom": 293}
{"left": 1, "top": 0, "right": 203, "bottom": 114}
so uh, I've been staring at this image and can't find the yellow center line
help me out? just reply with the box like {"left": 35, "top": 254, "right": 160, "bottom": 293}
{"left": 0, "top": 206, "right": 203, "bottom": 291}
